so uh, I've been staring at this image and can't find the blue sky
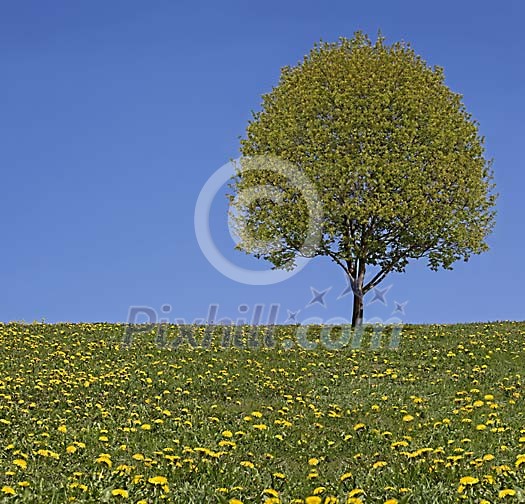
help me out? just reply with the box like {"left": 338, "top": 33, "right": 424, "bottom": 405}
{"left": 1, "top": 0, "right": 523, "bottom": 325}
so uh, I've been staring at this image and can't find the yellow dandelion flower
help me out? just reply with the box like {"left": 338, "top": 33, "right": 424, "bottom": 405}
{"left": 499, "top": 489, "right": 516, "bottom": 497}
{"left": 459, "top": 476, "right": 479, "bottom": 485}
{"left": 148, "top": 476, "right": 167, "bottom": 485}
{"left": 111, "top": 489, "right": 129, "bottom": 498}
{"left": 515, "top": 454, "right": 525, "bottom": 467}
{"left": 13, "top": 459, "right": 27, "bottom": 470}
{"left": 340, "top": 472, "right": 353, "bottom": 482}
{"left": 1, "top": 487, "right": 16, "bottom": 495}
{"left": 305, "top": 497, "right": 322, "bottom": 504}
{"left": 96, "top": 455, "right": 112, "bottom": 467}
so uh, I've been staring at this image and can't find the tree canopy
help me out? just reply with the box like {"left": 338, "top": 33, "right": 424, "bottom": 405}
{"left": 230, "top": 32, "right": 497, "bottom": 326}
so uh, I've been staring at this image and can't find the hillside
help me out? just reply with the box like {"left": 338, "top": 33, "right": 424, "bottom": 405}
{"left": 1, "top": 322, "right": 524, "bottom": 502}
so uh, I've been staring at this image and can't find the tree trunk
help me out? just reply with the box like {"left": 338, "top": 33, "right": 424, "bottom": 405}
{"left": 351, "top": 293, "right": 364, "bottom": 328}
{"left": 350, "top": 260, "right": 366, "bottom": 328}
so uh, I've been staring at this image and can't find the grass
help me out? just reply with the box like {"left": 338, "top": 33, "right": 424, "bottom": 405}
{"left": 1, "top": 321, "right": 525, "bottom": 503}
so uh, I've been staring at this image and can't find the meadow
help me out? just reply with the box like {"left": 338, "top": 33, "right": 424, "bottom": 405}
{"left": 1, "top": 321, "right": 525, "bottom": 503}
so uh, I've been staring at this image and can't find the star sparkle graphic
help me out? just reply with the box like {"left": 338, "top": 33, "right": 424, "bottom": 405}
{"left": 307, "top": 286, "right": 331, "bottom": 308}
{"left": 368, "top": 285, "right": 393, "bottom": 305}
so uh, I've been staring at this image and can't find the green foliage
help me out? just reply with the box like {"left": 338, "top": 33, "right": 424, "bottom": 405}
{"left": 231, "top": 32, "right": 496, "bottom": 303}
{"left": 2, "top": 321, "right": 525, "bottom": 502}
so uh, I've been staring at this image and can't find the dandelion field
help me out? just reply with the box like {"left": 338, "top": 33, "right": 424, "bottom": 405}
{"left": 1, "top": 322, "right": 525, "bottom": 503}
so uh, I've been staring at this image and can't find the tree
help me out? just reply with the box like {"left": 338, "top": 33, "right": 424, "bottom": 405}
{"left": 229, "top": 32, "right": 497, "bottom": 327}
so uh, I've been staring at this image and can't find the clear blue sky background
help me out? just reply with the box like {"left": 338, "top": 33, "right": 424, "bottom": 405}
{"left": 1, "top": 1, "right": 523, "bottom": 325}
